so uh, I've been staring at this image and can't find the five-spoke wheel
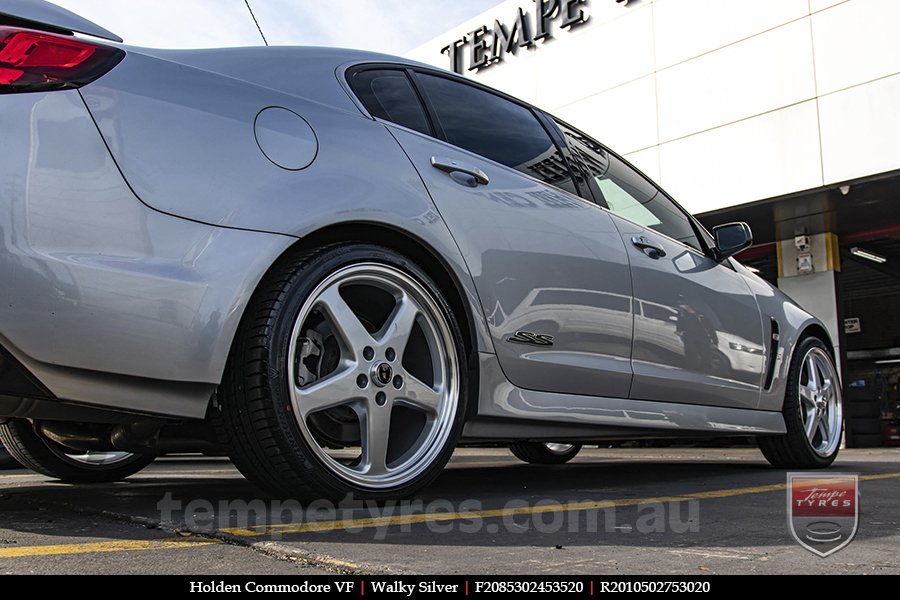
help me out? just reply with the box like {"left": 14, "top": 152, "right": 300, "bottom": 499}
{"left": 759, "top": 337, "right": 843, "bottom": 468}
{"left": 289, "top": 263, "right": 459, "bottom": 489}
{"left": 797, "top": 347, "right": 842, "bottom": 458}
{"left": 221, "top": 244, "right": 467, "bottom": 500}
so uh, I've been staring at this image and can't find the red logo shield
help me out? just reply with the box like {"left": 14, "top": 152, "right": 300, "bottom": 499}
{"left": 787, "top": 473, "right": 859, "bottom": 557}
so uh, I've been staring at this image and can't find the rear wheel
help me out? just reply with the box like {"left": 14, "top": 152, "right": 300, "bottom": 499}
{"left": 221, "top": 244, "right": 467, "bottom": 500}
{"left": 0, "top": 419, "right": 153, "bottom": 482}
{"left": 0, "top": 440, "right": 20, "bottom": 469}
{"left": 758, "top": 337, "right": 843, "bottom": 468}
{"left": 510, "top": 442, "right": 582, "bottom": 464}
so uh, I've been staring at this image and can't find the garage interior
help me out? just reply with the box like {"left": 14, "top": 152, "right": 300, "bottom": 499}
{"left": 700, "top": 173, "right": 900, "bottom": 448}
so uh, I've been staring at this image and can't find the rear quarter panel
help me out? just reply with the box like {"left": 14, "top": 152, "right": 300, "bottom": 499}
{"left": 0, "top": 90, "right": 295, "bottom": 416}
{"left": 81, "top": 51, "right": 492, "bottom": 354}
{"left": 83, "top": 52, "right": 437, "bottom": 236}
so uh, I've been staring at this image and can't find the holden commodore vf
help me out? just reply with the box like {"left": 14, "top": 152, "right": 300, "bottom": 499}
{"left": 0, "top": 1, "right": 843, "bottom": 499}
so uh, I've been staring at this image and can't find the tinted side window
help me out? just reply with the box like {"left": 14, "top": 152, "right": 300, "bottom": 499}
{"left": 558, "top": 123, "right": 702, "bottom": 250}
{"left": 349, "top": 69, "right": 431, "bottom": 136}
{"left": 601, "top": 157, "right": 701, "bottom": 251}
{"left": 416, "top": 73, "right": 577, "bottom": 194}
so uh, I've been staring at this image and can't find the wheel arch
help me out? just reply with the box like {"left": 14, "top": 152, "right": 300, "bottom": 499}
{"left": 220, "top": 221, "right": 484, "bottom": 417}
{"left": 798, "top": 323, "right": 836, "bottom": 361}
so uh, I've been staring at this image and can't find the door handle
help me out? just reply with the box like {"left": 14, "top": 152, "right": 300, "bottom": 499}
{"left": 631, "top": 235, "right": 667, "bottom": 259}
{"left": 431, "top": 156, "right": 489, "bottom": 186}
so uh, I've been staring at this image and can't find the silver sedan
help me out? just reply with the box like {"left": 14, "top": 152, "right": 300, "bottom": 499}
{"left": 0, "top": 1, "right": 842, "bottom": 499}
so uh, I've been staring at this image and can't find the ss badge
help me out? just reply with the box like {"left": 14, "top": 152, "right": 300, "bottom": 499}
{"left": 507, "top": 331, "right": 554, "bottom": 346}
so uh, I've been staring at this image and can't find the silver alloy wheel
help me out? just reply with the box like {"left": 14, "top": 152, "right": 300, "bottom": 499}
{"left": 43, "top": 439, "right": 136, "bottom": 467}
{"left": 798, "top": 347, "right": 843, "bottom": 457}
{"left": 287, "top": 263, "right": 459, "bottom": 489}
{"left": 63, "top": 452, "right": 135, "bottom": 466}
{"left": 543, "top": 443, "right": 576, "bottom": 454}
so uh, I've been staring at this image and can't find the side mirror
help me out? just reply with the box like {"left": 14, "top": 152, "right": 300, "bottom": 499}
{"left": 712, "top": 222, "right": 753, "bottom": 261}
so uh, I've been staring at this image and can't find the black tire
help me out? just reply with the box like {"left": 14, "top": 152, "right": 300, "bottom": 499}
{"left": 847, "top": 433, "right": 883, "bottom": 448}
{"left": 510, "top": 442, "right": 582, "bottom": 464}
{"left": 847, "top": 417, "right": 883, "bottom": 435}
{"left": 0, "top": 440, "right": 20, "bottom": 469}
{"left": 844, "top": 387, "right": 874, "bottom": 403}
{"left": 844, "top": 402, "right": 881, "bottom": 419}
{"left": 758, "top": 337, "right": 843, "bottom": 469}
{"left": 0, "top": 419, "right": 154, "bottom": 482}
{"left": 220, "top": 244, "right": 468, "bottom": 501}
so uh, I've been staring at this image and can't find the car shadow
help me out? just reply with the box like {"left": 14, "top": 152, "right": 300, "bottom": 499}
{"left": 1, "top": 452, "right": 896, "bottom": 550}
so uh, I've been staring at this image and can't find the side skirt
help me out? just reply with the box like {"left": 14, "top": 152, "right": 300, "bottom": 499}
{"left": 462, "top": 353, "right": 786, "bottom": 442}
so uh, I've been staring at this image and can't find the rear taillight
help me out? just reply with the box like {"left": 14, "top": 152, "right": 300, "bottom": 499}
{"left": 0, "top": 27, "right": 123, "bottom": 94}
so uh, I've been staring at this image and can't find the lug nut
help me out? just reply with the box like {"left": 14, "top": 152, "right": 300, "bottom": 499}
{"left": 363, "top": 346, "right": 375, "bottom": 361}
{"left": 392, "top": 375, "right": 403, "bottom": 389}
{"left": 375, "top": 391, "right": 387, "bottom": 406}
{"left": 386, "top": 347, "right": 396, "bottom": 361}
{"left": 356, "top": 374, "right": 368, "bottom": 388}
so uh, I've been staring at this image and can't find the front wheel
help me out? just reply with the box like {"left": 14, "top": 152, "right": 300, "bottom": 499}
{"left": 511, "top": 442, "right": 582, "bottom": 464}
{"left": 221, "top": 244, "right": 468, "bottom": 500}
{"left": 758, "top": 337, "right": 843, "bottom": 468}
{"left": 0, "top": 419, "right": 153, "bottom": 482}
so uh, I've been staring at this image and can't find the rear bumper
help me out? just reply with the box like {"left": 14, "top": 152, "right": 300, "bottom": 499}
{"left": 0, "top": 342, "right": 53, "bottom": 401}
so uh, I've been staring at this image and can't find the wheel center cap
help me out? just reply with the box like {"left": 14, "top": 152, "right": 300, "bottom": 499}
{"left": 372, "top": 362, "right": 393, "bottom": 387}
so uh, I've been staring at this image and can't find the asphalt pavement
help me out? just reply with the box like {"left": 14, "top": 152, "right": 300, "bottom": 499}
{"left": 1, "top": 448, "right": 898, "bottom": 575}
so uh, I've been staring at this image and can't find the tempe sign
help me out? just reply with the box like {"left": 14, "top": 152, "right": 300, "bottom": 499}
{"left": 441, "top": 0, "right": 630, "bottom": 74}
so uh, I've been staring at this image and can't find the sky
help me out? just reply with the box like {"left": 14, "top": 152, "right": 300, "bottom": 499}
{"left": 48, "top": 0, "right": 502, "bottom": 55}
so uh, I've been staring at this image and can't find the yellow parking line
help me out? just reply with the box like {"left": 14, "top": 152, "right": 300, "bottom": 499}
{"left": 141, "top": 469, "right": 239, "bottom": 476}
{"left": 226, "top": 471, "right": 900, "bottom": 537}
{"left": 0, "top": 468, "right": 238, "bottom": 480}
{"left": 5, "top": 473, "right": 897, "bottom": 560}
{"left": 0, "top": 538, "right": 220, "bottom": 558}
{"left": 860, "top": 472, "right": 900, "bottom": 481}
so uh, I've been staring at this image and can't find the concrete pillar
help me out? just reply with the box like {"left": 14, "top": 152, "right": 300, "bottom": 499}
{"left": 776, "top": 232, "right": 842, "bottom": 369}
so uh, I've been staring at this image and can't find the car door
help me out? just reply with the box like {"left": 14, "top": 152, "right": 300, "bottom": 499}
{"left": 556, "top": 122, "right": 766, "bottom": 409}
{"left": 346, "top": 67, "right": 634, "bottom": 399}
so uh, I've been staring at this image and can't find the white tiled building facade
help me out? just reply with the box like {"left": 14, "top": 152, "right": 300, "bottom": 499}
{"left": 407, "top": 0, "right": 900, "bottom": 216}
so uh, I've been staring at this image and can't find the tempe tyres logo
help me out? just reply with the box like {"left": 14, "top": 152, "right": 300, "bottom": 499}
{"left": 787, "top": 473, "right": 859, "bottom": 557}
